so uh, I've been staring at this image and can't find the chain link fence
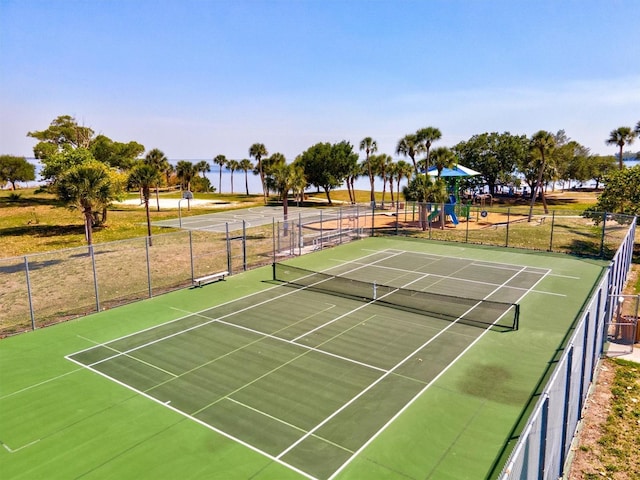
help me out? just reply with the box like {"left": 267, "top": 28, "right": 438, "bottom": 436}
{"left": 1, "top": 203, "right": 636, "bottom": 338}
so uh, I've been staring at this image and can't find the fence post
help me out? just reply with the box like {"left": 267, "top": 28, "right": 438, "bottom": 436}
{"left": 226, "top": 223, "right": 232, "bottom": 274}
{"left": 505, "top": 207, "right": 510, "bottom": 247}
{"left": 298, "top": 212, "right": 303, "bottom": 255}
{"left": 272, "top": 218, "right": 276, "bottom": 263}
{"left": 465, "top": 203, "right": 470, "bottom": 243}
{"left": 395, "top": 201, "right": 399, "bottom": 235}
{"left": 320, "top": 210, "right": 323, "bottom": 249}
{"left": 549, "top": 211, "right": 556, "bottom": 252}
{"left": 560, "top": 347, "right": 574, "bottom": 475}
{"left": 24, "top": 256, "right": 36, "bottom": 330}
{"left": 189, "top": 231, "right": 194, "bottom": 282}
{"left": 537, "top": 395, "right": 550, "bottom": 480}
{"left": 339, "top": 208, "right": 343, "bottom": 244}
{"left": 145, "top": 237, "right": 152, "bottom": 297}
{"left": 242, "top": 220, "right": 247, "bottom": 271}
{"left": 371, "top": 202, "right": 375, "bottom": 237}
{"left": 599, "top": 211, "right": 607, "bottom": 258}
{"left": 90, "top": 245, "right": 100, "bottom": 313}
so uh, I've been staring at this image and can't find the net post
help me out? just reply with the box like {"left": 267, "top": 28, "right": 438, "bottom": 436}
{"left": 272, "top": 262, "right": 276, "bottom": 281}
{"left": 515, "top": 304, "right": 520, "bottom": 330}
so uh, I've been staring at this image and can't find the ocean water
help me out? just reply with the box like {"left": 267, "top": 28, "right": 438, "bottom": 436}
{"left": 15, "top": 158, "right": 639, "bottom": 192}
{"left": 20, "top": 158, "right": 393, "bottom": 194}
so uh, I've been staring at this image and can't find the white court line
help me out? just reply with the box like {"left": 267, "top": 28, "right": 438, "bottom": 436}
{"left": 327, "top": 264, "right": 534, "bottom": 479}
{"left": 1, "top": 439, "right": 40, "bottom": 453}
{"left": 67, "top": 247, "right": 392, "bottom": 359}
{"left": 69, "top": 250, "right": 402, "bottom": 372}
{"left": 226, "top": 397, "right": 354, "bottom": 454}
{"left": 0, "top": 369, "right": 82, "bottom": 401}
{"left": 291, "top": 271, "right": 432, "bottom": 343}
{"left": 340, "top": 257, "right": 564, "bottom": 297}
{"left": 65, "top": 355, "right": 317, "bottom": 480}
{"left": 278, "top": 265, "right": 529, "bottom": 464}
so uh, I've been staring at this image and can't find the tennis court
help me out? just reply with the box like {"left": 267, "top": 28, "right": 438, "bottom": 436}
{"left": 1, "top": 237, "right": 607, "bottom": 479}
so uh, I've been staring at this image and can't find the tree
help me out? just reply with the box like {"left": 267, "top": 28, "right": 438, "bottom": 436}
{"left": 270, "top": 162, "right": 297, "bottom": 235}
{"left": 394, "top": 160, "right": 413, "bottom": 204}
{"left": 175, "top": 160, "right": 198, "bottom": 192}
{"left": 586, "top": 165, "right": 640, "bottom": 217}
{"left": 372, "top": 154, "right": 392, "bottom": 208}
{"left": 396, "top": 134, "right": 420, "bottom": 175}
{"left": 359, "top": 137, "right": 378, "bottom": 204}
{"left": 428, "top": 147, "right": 456, "bottom": 178}
{"left": 249, "top": 143, "right": 269, "bottom": 203}
{"left": 226, "top": 159, "right": 240, "bottom": 194}
{"left": 0, "top": 155, "right": 36, "bottom": 189}
{"left": 128, "top": 163, "right": 162, "bottom": 246}
{"left": 238, "top": 159, "right": 253, "bottom": 195}
{"left": 28, "top": 115, "right": 95, "bottom": 159}
{"left": 528, "top": 130, "right": 556, "bottom": 220}
{"left": 195, "top": 160, "right": 210, "bottom": 180}
{"left": 416, "top": 126, "right": 442, "bottom": 169}
{"left": 144, "top": 148, "right": 169, "bottom": 211}
{"left": 606, "top": 126, "right": 636, "bottom": 169}
{"left": 297, "top": 141, "right": 358, "bottom": 205}
{"left": 263, "top": 153, "right": 286, "bottom": 195}
{"left": 587, "top": 155, "right": 617, "bottom": 189}
{"left": 213, "top": 154, "right": 227, "bottom": 193}
{"left": 40, "top": 147, "right": 95, "bottom": 184}
{"left": 635, "top": 121, "right": 640, "bottom": 137}
{"left": 454, "top": 132, "right": 528, "bottom": 195}
{"left": 56, "top": 160, "right": 114, "bottom": 246}
{"left": 90, "top": 135, "right": 144, "bottom": 170}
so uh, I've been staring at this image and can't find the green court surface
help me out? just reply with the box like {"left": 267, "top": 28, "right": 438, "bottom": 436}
{"left": 0, "top": 237, "right": 607, "bottom": 479}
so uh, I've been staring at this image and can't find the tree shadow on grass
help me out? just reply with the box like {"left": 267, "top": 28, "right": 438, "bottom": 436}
{"left": 0, "top": 258, "right": 64, "bottom": 274}
{"left": 0, "top": 224, "right": 84, "bottom": 238}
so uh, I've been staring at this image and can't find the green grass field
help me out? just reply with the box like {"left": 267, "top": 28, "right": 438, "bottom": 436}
{"left": 0, "top": 237, "right": 607, "bottom": 479}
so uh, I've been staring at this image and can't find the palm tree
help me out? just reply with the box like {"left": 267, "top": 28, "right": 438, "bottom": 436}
{"left": 291, "top": 161, "right": 307, "bottom": 206}
{"left": 395, "top": 160, "right": 413, "bottom": 204}
{"left": 396, "top": 134, "right": 420, "bottom": 176}
{"left": 144, "top": 148, "right": 168, "bottom": 212}
{"left": 249, "top": 143, "right": 268, "bottom": 203}
{"left": 56, "top": 161, "right": 113, "bottom": 246}
{"left": 635, "top": 121, "right": 640, "bottom": 137}
{"left": 606, "top": 126, "right": 636, "bottom": 169}
{"left": 238, "top": 159, "right": 253, "bottom": 195}
{"left": 129, "top": 163, "right": 162, "bottom": 246}
{"left": 175, "top": 160, "right": 197, "bottom": 192}
{"left": 162, "top": 162, "right": 174, "bottom": 187}
{"left": 213, "top": 154, "right": 227, "bottom": 193}
{"left": 226, "top": 159, "right": 240, "bottom": 194}
{"left": 528, "top": 130, "right": 556, "bottom": 221}
{"left": 359, "top": 137, "right": 378, "bottom": 204}
{"left": 373, "top": 154, "right": 392, "bottom": 208}
{"left": 416, "top": 126, "right": 442, "bottom": 169}
{"left": 429, "top": 147, "right": 456, "bottom": 178}
{"left": 195, "top": 160, "right": 210, "bottom": 179}
{"left": 270, "top": 162, "right": 296, "bottom": 236}
{"left": 346, "top": 160, "right": 362, "bottom": 204}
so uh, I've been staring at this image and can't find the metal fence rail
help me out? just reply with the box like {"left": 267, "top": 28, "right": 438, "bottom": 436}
{"left": 498, "top": 215, "right": 636, "bottom": 479}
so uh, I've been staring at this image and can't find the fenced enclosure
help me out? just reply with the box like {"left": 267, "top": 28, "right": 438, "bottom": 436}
{"left": 0, "top": 203, "right": 636, "bottom": 337}
{"left": 0, "top": 201, "right": 637, "bottom": 479}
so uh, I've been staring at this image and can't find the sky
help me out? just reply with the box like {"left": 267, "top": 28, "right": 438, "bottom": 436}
{"left": 1, "top": 0, "right": 639, "bottom": 162}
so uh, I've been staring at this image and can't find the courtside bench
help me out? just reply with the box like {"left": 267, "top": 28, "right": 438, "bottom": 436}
{"left": 193, "top": 271, "right": 229, "bottom": 287}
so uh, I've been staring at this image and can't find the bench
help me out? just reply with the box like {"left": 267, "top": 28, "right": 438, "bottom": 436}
{"left": 193, "top": 271, "right": 229, "bottom": 287}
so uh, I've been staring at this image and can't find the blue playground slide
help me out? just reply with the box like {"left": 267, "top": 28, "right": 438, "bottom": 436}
{"left": 427, "top": 205, "right": 459, "bottom": 225}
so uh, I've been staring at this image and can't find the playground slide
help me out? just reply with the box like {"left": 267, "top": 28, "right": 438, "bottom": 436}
{"left": 444, "top": 204, "right": 459, "bottom": 225}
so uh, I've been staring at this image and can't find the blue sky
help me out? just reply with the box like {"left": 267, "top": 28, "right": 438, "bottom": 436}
{"left": 1, "top": 0, "right": 639, "bottom": 161}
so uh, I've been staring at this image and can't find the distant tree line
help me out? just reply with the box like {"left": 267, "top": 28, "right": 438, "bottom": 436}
{"left": 3, "top": 115, "right": 638, "bottom": 246}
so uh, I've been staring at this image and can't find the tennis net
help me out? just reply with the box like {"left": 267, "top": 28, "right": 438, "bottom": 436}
{"left": 273, "top": 263, "right": 520, "bottom": 331}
